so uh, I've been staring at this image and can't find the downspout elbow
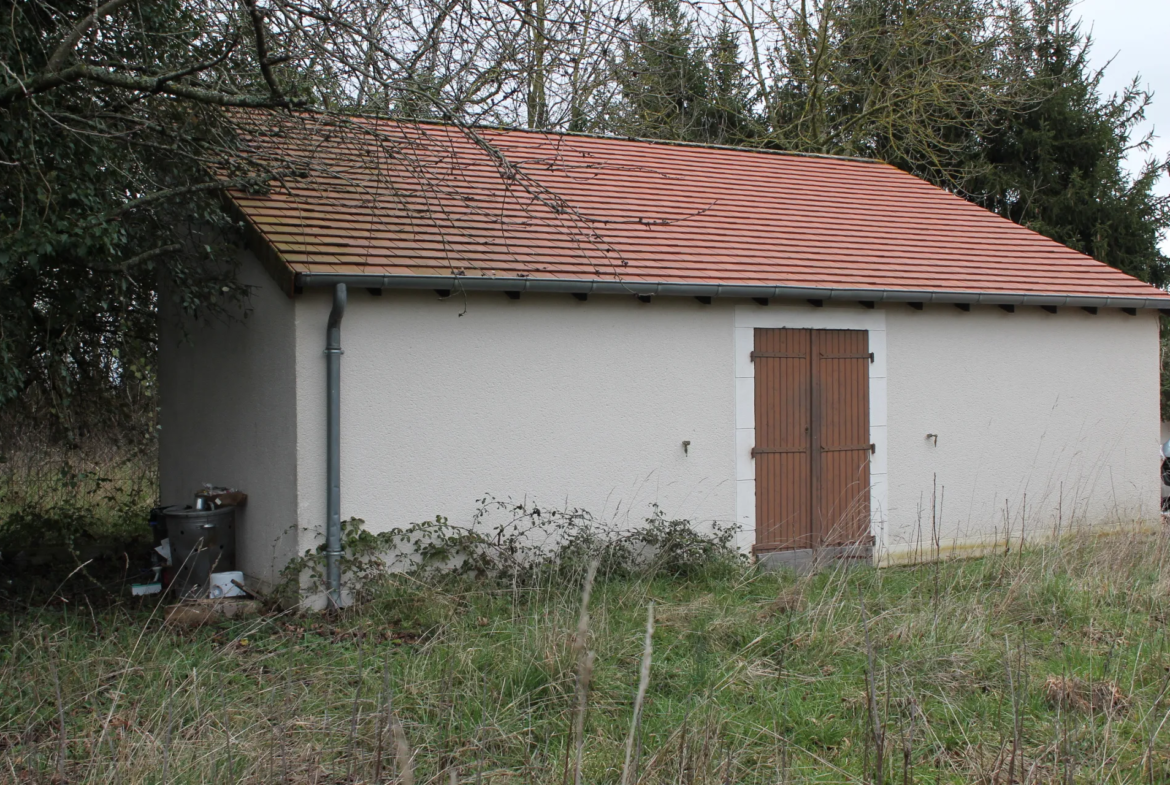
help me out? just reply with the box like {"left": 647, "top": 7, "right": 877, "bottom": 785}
{"left": 327, "top": 283, "right": 347, "bottom": 347}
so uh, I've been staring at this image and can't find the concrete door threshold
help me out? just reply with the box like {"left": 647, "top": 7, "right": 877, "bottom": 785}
{"left": 757, "top": 545, "right": 874, "bottom": 573}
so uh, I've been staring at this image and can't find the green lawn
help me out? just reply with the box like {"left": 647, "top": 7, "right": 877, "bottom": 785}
{"left": 3, "top": 528, "right": 1170, "bottom": 784}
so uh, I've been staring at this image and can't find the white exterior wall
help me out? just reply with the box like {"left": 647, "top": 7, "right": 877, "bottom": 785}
{"left": 292, "top": 289, "right": 738, "bottom": 553}
{"left": 159, "top": 251, "right": 1161, "bottom": 580}
{"left": 289, "top": 290, "right": 1159, "bottom": 561}
{"left": 882, "top": 306, "right": 1160, "bottom": 561}
{"left": 158, "top": 251, "right": 299, "bottom": 588}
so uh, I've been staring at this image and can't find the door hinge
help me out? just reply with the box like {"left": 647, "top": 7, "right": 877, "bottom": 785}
{"left": 820, "top": 444, "right": 877, "bottom": 454}
{"left": 750, "top": 352, "right": 807, "bottom": 361}
{"left": 751, "top": 447, "right": 806, "bottom": 457}
{"left": 817, "top": 352, "right": 875, "bottom": 363}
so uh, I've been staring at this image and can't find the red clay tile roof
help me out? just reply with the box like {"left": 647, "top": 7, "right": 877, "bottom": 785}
{"left": 228, "top": 115, "right": 1170, "bottom": 306}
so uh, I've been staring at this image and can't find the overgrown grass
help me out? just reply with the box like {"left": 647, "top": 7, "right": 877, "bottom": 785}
{"left": 3, "top": 527, "right": 1170, "bottom": 784}
{"left": 0, "top": 442, "right": 156, "bottom": 587}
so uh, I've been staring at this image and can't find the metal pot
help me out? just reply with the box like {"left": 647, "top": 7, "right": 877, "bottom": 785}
{"left": 164, "top": 506, "right": 236, "bottom": 598}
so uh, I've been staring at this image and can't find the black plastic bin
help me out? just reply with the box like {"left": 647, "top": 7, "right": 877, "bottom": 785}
{"left": 164, "top": 506, "right": 236, "bottom": 598}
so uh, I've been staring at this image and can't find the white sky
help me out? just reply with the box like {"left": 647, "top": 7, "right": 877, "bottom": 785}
{"left": 1075, "top": 0, "right": 1170, "bottom": 197}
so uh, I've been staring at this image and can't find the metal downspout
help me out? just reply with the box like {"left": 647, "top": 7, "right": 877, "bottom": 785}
{"left": 325, "top": 283, "right": 347, "bottom": 606}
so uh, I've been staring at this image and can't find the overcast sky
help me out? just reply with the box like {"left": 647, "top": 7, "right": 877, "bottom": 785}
{"left": 1075, "top": 0, "right": 1170, "bottom": 196}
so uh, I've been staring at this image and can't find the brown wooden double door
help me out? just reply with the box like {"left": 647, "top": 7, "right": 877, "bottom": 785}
{"left": 753, "top": 328, "right": 872, "bottom": 552}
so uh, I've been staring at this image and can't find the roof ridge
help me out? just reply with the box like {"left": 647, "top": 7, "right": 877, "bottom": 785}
{"left": 307, "top": 109, "right": 885, "bottom": 165}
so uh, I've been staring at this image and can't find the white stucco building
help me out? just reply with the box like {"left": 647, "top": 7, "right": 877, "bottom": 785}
{"left": 159, "top": 116, "right": 1170, "bottom": 591}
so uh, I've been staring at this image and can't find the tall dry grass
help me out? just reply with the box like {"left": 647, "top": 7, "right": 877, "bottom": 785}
{"left": 0, "top": 431, "right": 156, "bottom": 558}
{"left": 3, "top": 525, "right": 1170, "bottom": 784}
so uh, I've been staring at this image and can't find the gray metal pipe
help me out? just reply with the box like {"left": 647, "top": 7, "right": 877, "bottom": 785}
{"left": 294, "top": 272, "right": 1170, "bottom": 312}
{"left": 325, "top": 283, "right": 347, "bottom": 606}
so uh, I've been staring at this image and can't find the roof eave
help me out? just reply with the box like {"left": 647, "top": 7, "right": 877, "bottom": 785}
{"left": 293, "top": 272, "right": 1170, "bottom": 311}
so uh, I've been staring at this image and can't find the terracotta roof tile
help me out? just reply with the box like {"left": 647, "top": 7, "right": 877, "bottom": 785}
{"left": 227, "top": 116, "right": 1170, "bottom": 304}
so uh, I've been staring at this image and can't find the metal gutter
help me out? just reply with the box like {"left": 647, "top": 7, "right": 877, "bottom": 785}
{"left": 295, "top": 272, "right": 1170, "bottom": 311}
{"left": 324, "top": 283, "right": 346, "bottom": 607}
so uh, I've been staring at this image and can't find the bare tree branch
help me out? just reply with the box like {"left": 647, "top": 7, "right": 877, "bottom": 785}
{"left": 0, "top": 63, "right": 304, "bottom": 107}
{"left": 241, "top": 0, "right": 286, "bottom": 100}
{"left": 44, "top": 0, "right": 140, "bottom": 74}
